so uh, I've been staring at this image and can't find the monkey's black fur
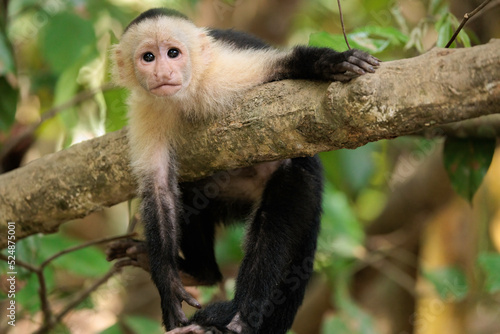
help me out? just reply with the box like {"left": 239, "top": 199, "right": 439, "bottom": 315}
{"left": 125, "top": 8, "right": 190, "bottom": 32}
{"left": 208, "top": 29, "right": 271, "bottom": 50}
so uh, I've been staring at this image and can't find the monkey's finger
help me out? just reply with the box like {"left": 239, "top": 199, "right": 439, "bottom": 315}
{"left": 182, "top": 291, "right": 202, "bottom": 309}
{"left": 332, "top": 61, "right": 366, "bottom": 75}
{"left": 351, "top": 50, "right": 381, "bottom": 66}
{"left": 347, "top": 55, "right": 377, "bottom": 73}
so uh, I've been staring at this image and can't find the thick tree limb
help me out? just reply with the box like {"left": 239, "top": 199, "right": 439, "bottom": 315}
{"left": 1, "top": 40, "right": 499, "bottom": 247}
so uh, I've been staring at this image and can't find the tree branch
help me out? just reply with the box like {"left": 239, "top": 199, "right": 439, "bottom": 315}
{"left": 1, "top": 41, "right": 499, "bottom": 247}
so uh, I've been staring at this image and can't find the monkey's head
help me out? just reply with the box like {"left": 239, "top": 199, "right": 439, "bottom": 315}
{"left": 111, "top": 8, "right": 211, "bottom": 98}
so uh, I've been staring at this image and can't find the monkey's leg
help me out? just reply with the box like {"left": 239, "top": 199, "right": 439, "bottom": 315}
{"left": 178, "top": 182, "right": 223, "bottom": 285}
{"left": 177, "top": 215, "right": 222, "bottom": 285}
{"left": 232, "top": 157, "right": 322, "bottom": 334}
{"left": 190, "top": 157, "right": 323, "bottom": 334}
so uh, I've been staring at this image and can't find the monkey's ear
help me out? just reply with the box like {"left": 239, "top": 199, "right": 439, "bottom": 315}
{"left": 110, "top": 45, "right": 134, "bottom": 88}
{"left": 198, "top": 32, "right": 212, "bottom": 65}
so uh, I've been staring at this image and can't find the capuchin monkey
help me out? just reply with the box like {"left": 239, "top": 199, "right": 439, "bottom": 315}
{"left": 107, "top": 7, "right": 379, "bottom": 334}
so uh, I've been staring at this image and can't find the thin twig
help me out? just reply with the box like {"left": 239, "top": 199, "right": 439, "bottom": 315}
{"left": 127, "top": 211, "right": 140, "bottom": 234}
{"left": 40, "top": 232, "right": 136, "bottom": 268}
{"left": 0, "top": 254, "right": 54, "bottom": 328}
{"left": 33, "top": 263, "right": 124, "bottom": 334}
{"left": 336, "top": 0, "right": 351, "bottom": 50}
{"left": 367, "top": 256, "right": 417, "bottom": 296}
{"left": 37, "top": 270, "right": 53, "bottom": 326}
{"left": 0, "top": 253, "right": 39, "bottom": 272}
{"left": 445, "top": 0, "right": 493, "bottom": 48}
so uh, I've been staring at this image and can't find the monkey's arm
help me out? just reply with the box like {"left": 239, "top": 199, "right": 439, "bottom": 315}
{"left": 126, "top": 102, "right": 201, "bottom": 328}
{"left": 275, "top": 47, "right": 380, "bottom": 82}
{"left": 142, "top": 173, "right": 203, "bottom": 329}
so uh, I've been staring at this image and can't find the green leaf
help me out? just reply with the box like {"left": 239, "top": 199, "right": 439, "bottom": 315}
{"left": 1, "top": 234, "right": 43, "bottom": 279}
{"left": 38, "top": 234, "right": 110, "bottom": 278}
{"left": 39, "top": 12, "right": 97, "bottom": 73}
{"left": 104, "top": 88, "right": 129, "bottom": 132}
{"left": 7, "top": 0, "right": 45, "bottom": 16}
{"left": 322, "top": 315, "right": 351, "bottom": 334}
{"left": 50, "top": 323, "right": 72, "bottom": 334}
{"left": 478, "top": 252, "right": 500, "bottom": 293}
{"left": 423, "top": 267, "right": 468, "bottom": 301}
{"left": 99, "top": 323, "right": 124, "bottom": 334}
{"left": 322, "top": 186, "right": 364, "bottom": 245}
{"left": 123, "top": 315, "right": 163, "bottom": 334}
{"left": 215, "top": 225, "right": 245, "bottom": 264}
{"left": 329, "top": 276, "right": 378, "bottom": 334}
{"left": 355, "top": 188, "right": 386, "bottom": 222}
{"left": 320, "top": 142, "right": 381, "bottom": 198}
{"left": 436, "top": 13, "right": 471, "bottom": 48}
{"left": 456, "top": 29, "right": 471, "bottom": 48}
{"left": 16, "top": 273, "right": 41, "bottom": 314}
{"left": 310, "top": 27, "right": 407, "bottom": 54}
{"left": 349, "top": 32, "right": 390, "bottom": 53}
{"left": 197, "top": 285, "right": 220, "bottom": 304}
{"left": 429, "top": 0, "right": 445, "bottom": 15}
{"left": 53, "top": 64, "right": 81, "bottom": 130}
{"left": 0, "top": 76, "right": 18, "bottom": 131}
{"left": 0, "top": 30, "right": 15, "bottom": 74}
{"left": 309, "top": 32, "right": 349, "bottom": 52}
{"left": 317, "top": 184, "right": 365, "bottom": 266}
{"left": 352, "top": 26, "right": 409, "bottom": 45}
{"left": 436, "top": 16, "right": 454, "bottom": 47}
{"left": 443, "top": 138, "right": 495, "bottom": 202}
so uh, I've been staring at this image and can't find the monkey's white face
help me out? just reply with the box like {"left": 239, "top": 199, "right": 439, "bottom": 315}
{"left": 134, "top": 40, "right": 191, "bottom": 97}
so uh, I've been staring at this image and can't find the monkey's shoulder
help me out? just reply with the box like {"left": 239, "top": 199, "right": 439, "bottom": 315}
{"left": 207, "top": 28, "right": 271, "bottom": 51}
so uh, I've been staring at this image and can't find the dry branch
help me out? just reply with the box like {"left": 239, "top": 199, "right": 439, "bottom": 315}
{"left": 1, "top": 40, "right": 499, "bottom": 247}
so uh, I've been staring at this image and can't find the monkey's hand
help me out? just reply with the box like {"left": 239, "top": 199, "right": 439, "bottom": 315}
{"left": 317, "top": 49, "right": 380, "bottom": 82}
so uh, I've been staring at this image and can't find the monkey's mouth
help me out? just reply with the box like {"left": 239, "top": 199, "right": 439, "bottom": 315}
{"left": 151, "top": 82, "right": 182, "bottom": 96}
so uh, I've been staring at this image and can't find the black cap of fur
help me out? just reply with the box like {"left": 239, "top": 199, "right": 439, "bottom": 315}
{"left": 124, "top": 8, "right": 190, "bottom": 33}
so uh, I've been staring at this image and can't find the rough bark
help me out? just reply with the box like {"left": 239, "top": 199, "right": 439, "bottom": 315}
{"left": 0, "top": 40, "right": 499, "bottom": 247}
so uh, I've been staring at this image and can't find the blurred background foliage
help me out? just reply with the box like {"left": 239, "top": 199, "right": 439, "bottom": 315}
{"left": 1, "top": 0, "right": 500, "bottom": 333}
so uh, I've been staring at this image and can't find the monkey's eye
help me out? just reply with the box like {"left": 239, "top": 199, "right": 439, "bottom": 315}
{"left": 167, "top": 48, "right": 180, "bottom": 58}
{"left": 142, "top": 52, "right": 155, "bottom": 62}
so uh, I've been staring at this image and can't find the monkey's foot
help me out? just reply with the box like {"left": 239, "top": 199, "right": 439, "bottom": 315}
{"left": 166, "top": 324, "right": 229, "bottom": 334}
{"left": 161, "top": 277, "right": 202, "bottom": 330}
{"left": 106, "top": 239, "right": 151, "bottom": 271}
{"left": 106, "top": 239, "right": 206, "bottom": 286}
